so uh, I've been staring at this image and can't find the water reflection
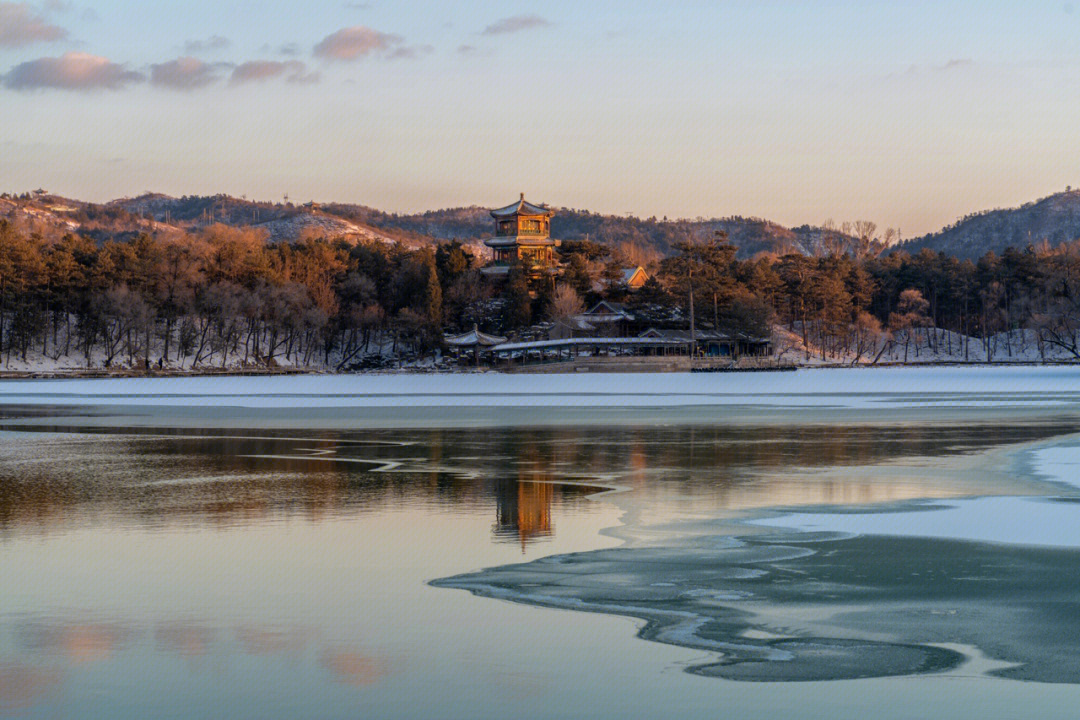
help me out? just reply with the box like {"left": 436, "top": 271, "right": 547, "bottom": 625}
{"left": 494, "top": 480, "right": 554, "bottom": 548}
{"left": 0, "top": 662, "right": 63, "bottom": 716}
{"left": 2, "top": 420, "right": 1079, "bottom": 541}
{"left": 1, "top": 613, "right": 392, "bottom": 702}
{"left": 319, "top": 649, "right": 386, "bottom": 686}
{"left": 235, "top": 623, "right": 308, "bottom": 658}
{"left": 17, "top": 621, "right": 131, "bottom": 665}
{"left": 4, "top": 414, "right": 1080, "bottom": 717}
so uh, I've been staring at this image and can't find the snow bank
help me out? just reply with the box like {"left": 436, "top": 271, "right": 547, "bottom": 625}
{"left": 749, "top": 496, "right": 1080, "bottom": 548}
{"left": 2, "top": 365, "right": 1080, "bottom": 410}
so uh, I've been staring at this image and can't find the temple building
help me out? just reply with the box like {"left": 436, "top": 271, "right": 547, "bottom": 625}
{"left": 481, "top": 193, "right": 560, "bottom": 276}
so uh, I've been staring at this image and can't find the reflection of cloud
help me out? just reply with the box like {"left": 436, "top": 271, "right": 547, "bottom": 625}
{"left": 155, "top": 622, "right": 214, "bottom": 658}
{"left": 0, "top": 662, "right": 62, "bottom": 715}
{"left": 3, "top": 52, "right": 143, "bottom": 90}
{"left": 481, "top": 14, "right": 552, "bottom": 35}
{"left": 0, "top": 2, "right": 67, "bottom": 46}
{"left": 235, "top": 624, "right": 308, "bottom": 656}
{"left": 63, "top": 625, "right": 122, "bottom": 664}
{"left": 319, "top": 648, "right": 385, "bottom": 686}
{"left": 17, "top": 621, "right": 129, "bottom": 664}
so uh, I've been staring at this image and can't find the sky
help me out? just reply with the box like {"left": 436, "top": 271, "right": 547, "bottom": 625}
{"left": 2, "top": 1, "right": 1080, "bottom": 236}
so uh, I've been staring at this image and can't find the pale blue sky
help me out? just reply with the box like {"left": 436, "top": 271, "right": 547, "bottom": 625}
{"left": 2, "top": 1, "right": 1080, "bottom": 234}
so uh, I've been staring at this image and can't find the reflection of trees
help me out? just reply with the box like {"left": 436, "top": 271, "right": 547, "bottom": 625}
{"left": 2, "top": 421, "right": 1078, "bottom": 537}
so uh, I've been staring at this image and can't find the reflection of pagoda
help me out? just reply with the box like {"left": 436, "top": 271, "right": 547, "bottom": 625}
{"left": 493, "top": 480, "right": 553, "bottom": 549}
{"left": 481, "top": 193, "right": 560, "bottom": 277}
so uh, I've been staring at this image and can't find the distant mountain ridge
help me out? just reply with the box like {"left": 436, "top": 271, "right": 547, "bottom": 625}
{"left": 5, "top": 189, "right": 1080, "bottom": 262}
{"left": 901, "top": 189, "right": 1080, "bottom": 259}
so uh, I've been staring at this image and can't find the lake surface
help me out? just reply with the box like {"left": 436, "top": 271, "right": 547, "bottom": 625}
{"left": 5, "top": 368, "right": 1080, "bottom": 718}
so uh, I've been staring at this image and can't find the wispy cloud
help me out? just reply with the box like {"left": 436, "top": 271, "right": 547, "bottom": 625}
{"left": 313, "top": 25, "right": 400, "bottom": 60}
{"left": 3, "top": 52, "right": 143, "bottom": 90}
{"left": 150, "top": 57, "right": 221, "bottom": 90}
{"left": 457, "top": 44, "right": 476, "bottom": 55}
{"left": 935, "top": 58, "right": 973, "bottom": 72}
{"left": 230, "top": 59, "right": 317, "bottom": 84}
{"left": 481, "top": 14, "right": 551, "bottom": 36}
{"left": 904, "top": 58, "right": 973, "bottom": 76}
{"left": 183, "top": 34, "right": 230, "bottom": 54}
{"left": 0, "top": 1, "right": 67, "bottom": 46}
{"left": 387, "top": 43, "right": 432, "bottom": 60}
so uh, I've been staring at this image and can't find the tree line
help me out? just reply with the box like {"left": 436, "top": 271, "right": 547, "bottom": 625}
{"left": 3, "top": 217, "right": 1080, "bottom": 369}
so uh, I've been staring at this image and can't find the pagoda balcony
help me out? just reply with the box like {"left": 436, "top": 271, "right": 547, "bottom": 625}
{"left": 496, "top": 227, "right": 548, "bottom": 237}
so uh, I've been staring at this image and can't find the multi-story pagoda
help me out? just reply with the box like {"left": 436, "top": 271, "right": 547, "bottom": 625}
{"left": 482, "top": 193, "right": 560, "bottom": 276}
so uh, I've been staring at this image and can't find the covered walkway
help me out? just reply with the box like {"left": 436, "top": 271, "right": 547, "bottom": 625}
{"left": 491, "top": 336, "right": 689, "bottom": 367}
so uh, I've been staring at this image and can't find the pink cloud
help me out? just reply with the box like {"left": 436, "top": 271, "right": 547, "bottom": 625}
{"left": 0, "top": 2, "right": 67, "bottom": 46}
{"left": 4, "top": 51, "right": 143, "bottom": 90}
{"left": 313, "top": 25, "right": 399, "bottom": 60}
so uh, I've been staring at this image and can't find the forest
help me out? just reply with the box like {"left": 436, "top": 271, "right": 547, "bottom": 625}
{"left": 3, "top": 217, "right": 1080, "bottom": 370}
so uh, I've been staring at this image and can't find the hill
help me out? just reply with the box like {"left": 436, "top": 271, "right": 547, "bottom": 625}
{"left": 323, "top": 204, "right": 859, "bottom": 262}
{"left": 0, "top": 191, "right": 858, "bottom": 262}
{"left": 901, "top": 189, "right": 1080, "bottom": 258}
{"left": 0, "top": 191, "right": 403, "bottom": 247}
{"left": 9, "top": 188, "right": 1080, "bottom": 263}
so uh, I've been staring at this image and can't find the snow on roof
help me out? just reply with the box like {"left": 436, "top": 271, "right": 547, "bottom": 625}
{"left": 491, "top": 336, "right": 688, "bottom": 352}
{"left": 444, "top": 327, "right": 508, "bottom": 347}
{"left": 579, "top": 301, "right": 633, "bottom": 321}
{"left": 637, "top": 328, "right": 772, "bottom": 342}
{"left": 490, "top": 194, "right": 553, "bottom": 219}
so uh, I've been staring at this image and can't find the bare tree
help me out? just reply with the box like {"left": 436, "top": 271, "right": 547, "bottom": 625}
{"left": 549, "top": 284, "right": 584, "bottom": 321}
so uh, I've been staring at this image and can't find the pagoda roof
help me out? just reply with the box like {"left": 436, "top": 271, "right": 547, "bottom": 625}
{"left": 490, "top": 193, "right": 553, "bottom": 219}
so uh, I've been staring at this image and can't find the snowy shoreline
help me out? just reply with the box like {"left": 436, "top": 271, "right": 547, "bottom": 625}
{"left": 3, "top": 365, "right": 1080, "bottom": 409}
{"left": 1, "top": 358, "right": 1080, "bottom": 381}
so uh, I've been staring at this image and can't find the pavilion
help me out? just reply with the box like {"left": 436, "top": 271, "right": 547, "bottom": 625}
{"left": 481, "top": 193, "right": 561, "bottom": 277}
{"left": 444, "top": 325, "right": 508, "bottom": 365}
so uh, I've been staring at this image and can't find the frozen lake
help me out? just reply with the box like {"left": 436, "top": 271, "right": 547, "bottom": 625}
{"left": 4, "top": 367, "right": 1080, "bottom": 718}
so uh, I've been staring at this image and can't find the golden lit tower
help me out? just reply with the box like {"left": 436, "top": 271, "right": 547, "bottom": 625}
{"left": 482, "top": 193, "right": 560, "bottom": 276}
